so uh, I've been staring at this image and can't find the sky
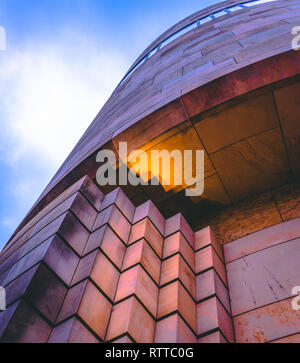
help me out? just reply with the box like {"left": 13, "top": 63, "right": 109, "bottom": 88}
{"left": 0, "top": 0, "right": 220, "bottom": 249}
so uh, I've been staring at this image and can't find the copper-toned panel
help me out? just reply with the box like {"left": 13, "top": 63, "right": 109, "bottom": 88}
{"left": 49, "top": 317, "right": 99, "bottom": 343}
{"left": 163, "top": 232, "right": 195, "bottom": 272}
{"left": 106, "top": 297, "right": 155, "bottom": 343}
{"left": 155, "top": 314, "right": 196, "bottom": 343}
{"left": 115, "top": 265, "right": 159, "bottom": 317}
{"left": 94, "top": 205, "right": 131, "bottom": 244}
{"left": 158, "top": 281, "right": 196, "bottom": 333}
{"left": 160, "top": 255, "right": 195, "bottom": 298}
{"left": 195, "top": 246, "right": 227, "bottom": 285}
{"left": 129, "top": 218, "right": 163, "bottom": 257}
{"left": 195, "top": 93, "right": 279, "bottom": 154}
{"left": 122, "top": 239, "right": 161, "bottom": 284}
{"left": 210, "top": 128, "right": 290, "bottom": 202}
{"left": 197, "top": 297, "right": 234, "bottom": 342}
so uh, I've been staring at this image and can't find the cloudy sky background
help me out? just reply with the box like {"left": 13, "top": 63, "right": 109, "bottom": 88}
{"left": 0, "top": 0, "right": 220, "bottom": 249}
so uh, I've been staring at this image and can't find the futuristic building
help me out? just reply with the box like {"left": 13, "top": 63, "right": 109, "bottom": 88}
{"left": 1, "top": 0, "right": 300, "bottom": 343}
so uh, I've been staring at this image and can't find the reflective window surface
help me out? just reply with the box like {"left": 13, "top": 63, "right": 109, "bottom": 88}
{"left": 116, "top": 0, "right": 277, "bottom": 89}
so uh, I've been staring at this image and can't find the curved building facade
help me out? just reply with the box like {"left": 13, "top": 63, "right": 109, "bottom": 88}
{"left": 1, "top": 0, "right": 300, "bottom": 343}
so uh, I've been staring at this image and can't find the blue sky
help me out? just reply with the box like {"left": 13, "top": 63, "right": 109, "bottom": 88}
{"left": 0, "top": 0, "right": 220, "bottom": 249}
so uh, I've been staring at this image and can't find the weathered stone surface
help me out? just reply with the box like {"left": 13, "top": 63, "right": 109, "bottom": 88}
{"left": 228, "top": 238, "right": 300, "bottom": 317}
{"left": 198, "top": 331, "right": 227, "bottom": 343}
{"left": 210, "top": 128, "right": 290, "bottom": 202}
{"left": 234, "top": 298, "right": 300, "bottom": 343}
{"left": 194, "top": 93, "right": 278, "bottom": 154}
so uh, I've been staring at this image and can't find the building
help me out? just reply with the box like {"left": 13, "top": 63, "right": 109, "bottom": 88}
{"left": 0, "top": 0, "right": 300, "bottom": 343}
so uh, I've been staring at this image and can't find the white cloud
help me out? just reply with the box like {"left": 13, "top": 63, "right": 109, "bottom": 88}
{"left": 0, "top": 32, "right": 127, "bottom": 167}
{"left": 1, "top": 216, "right": 17, "bottom": 229}
{"left": 0, "top": 30, "right": 129, "bottom": 244}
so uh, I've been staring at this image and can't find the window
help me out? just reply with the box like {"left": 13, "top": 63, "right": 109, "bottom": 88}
{"left": 244, "top": 0, "right": 275, "bottom": 7}
{"left": 115, "top": 0, "right": 278, "bottom": 90}
{"left": 213, "top": 10, "right": 229, "bottom": 18}
{"left": 160, "top": 22, "right": 197, "bottom": 49}
{"left": 199, "top": 16, "right": 211, "bottom": 24}
{"left": 227, "top": 5, "right": 244, "bottom": 12}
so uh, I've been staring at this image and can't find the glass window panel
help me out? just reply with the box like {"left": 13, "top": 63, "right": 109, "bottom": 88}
{"left": 119, "top": 55, "right": 147, "bottom": 86}
{"left": 135, "top": 56, "right": 147, "bottom": 68}
{"left": 199, "top": 16, "right": 211, "bottom": 24}
{"left": 147, "top": 47, "right": 159, "bottom": 59}
{"left": 213, "top": 10, "right": 228, "bottom": 18}
{"left": 160, "top": 34, "right": 178, "bottom": 48}
{"left": 227, "top": 5, "right": 243, "bottom": 12}
{"left": 182, "top": 22, "right": 197, "bottom": 32}
{"left": 256, "top": 0, "right": 275, "bottom": 4}
{"left": 245, "top": 0, "right": 275, "bottom": 7}
{"left": 160, "top": 22, "right": 196, "bottom": 48}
